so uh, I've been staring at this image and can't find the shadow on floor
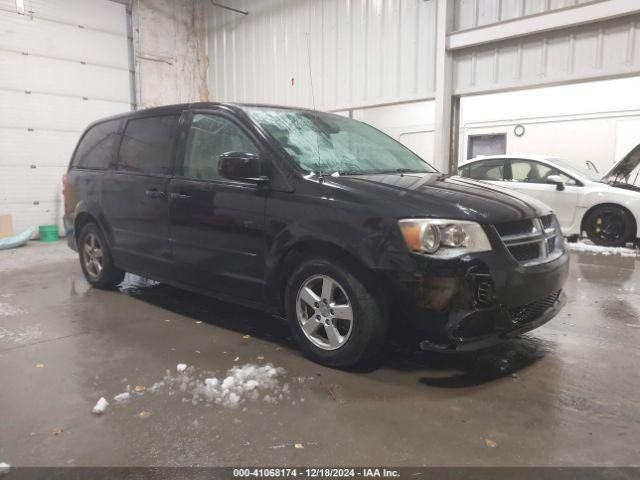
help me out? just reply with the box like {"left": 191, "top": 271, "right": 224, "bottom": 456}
{"left": 118, "top": 274, "right": 554, "bottom": 388}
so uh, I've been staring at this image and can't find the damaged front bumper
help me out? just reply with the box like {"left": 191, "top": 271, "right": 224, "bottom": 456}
{"left": 390, "top": 246, "right": 570, "bottom": 352}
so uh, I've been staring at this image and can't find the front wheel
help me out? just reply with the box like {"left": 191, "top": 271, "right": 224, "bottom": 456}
{"left": 583, "top": 205, "right": 635, "bottom": 247}
{"left": 285, "top": 257, "right": 388, "bottom": 368}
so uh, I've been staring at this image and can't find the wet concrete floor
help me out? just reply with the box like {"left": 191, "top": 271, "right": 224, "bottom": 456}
{"left": 0, "top": 241, "right": 639, "bottom": 466}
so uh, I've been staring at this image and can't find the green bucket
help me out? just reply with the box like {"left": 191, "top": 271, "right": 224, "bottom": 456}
{"left": 39, "top": 224, "right": 59, "bottom": 242}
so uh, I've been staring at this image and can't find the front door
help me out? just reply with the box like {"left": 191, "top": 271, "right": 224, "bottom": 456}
{"left": 103, "top": 114, "right": 180, "bottom": 279}
{"left": 505, "top": 159, "right": 580, "bottom": 231}
{"left": 169, "top": 112, "right": 267, "bottom": 301}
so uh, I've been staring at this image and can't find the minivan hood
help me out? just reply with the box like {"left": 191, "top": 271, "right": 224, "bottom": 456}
{"left": 327, "top": 173, "right": 551, "bottom": 224}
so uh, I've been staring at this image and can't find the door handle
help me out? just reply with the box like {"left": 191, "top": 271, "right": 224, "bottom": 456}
{"left": 170, "top": 193, "right": 192, "bottom": 200}
{"left": 145, "top": 188, "right": 166, "bottom": 199}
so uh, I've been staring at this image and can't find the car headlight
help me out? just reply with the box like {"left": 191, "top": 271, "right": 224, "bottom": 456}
{"left": 398, "top": 219, "right": 492, "bottom": 258}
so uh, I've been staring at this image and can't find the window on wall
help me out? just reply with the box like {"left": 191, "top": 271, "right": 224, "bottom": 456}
{"left": 182, "top": 114, "right": 259, "bottom": 181}
{"left": 118, "top": 115, "right": 179, "bottom": 175}
{"left": 467, "top": 134, "right": 506, "bottom": 159}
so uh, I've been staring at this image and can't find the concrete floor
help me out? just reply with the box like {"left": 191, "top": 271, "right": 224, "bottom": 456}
{"left": 0, "top": 240, "right": 639, "bottom": 467}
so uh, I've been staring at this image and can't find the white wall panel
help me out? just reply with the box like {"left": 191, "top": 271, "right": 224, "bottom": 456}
{"left": 207, "top": 0, "right": 437, "bottom": 110}
{"left": 453, "top": 0, "right": 601, "bottom": 31}
{"left": 454, "top": 14, "right": 640, "bottom": 94}
{"left": 0, "top": 10, "right": 129, "bottom": 69}
{"left": 0, "top": 51, "right": 129, "bottom": 102}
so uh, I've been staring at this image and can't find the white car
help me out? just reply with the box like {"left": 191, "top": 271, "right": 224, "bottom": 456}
{"left": 457, "top": 145, "right": 640, "bottom": 247}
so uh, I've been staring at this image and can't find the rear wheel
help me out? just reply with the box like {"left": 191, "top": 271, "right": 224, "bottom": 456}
{"left": 78, "top": 223, "right": 125, "bottom": 289}
{"left": 583, "top": 205, "right": 635, "bottom": 247}
{"left": 285, "top": 257, "right": 388, "bottom": 367}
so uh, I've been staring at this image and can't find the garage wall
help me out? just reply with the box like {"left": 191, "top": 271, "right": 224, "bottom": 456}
{"left": 453, "top": 0, "right": 601, "bottom": 31}
{"left": 453, "top": 13, "right": 640, "bottom": 95}
{"left": 459, "top": 76, "right": 640, "bottom": 170}
{"left": 206, "top": 0, "right": 437, "bottom": 111}
{"left": 0, "top": 0, "right": 131, "bottom": 235}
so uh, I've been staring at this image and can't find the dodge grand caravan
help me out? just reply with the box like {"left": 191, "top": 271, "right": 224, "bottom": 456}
{"left": 64, "top": 103, "right": 569, "bottom": 367}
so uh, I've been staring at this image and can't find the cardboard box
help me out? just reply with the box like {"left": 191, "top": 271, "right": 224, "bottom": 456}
{"left": 0, "top": 214, "right": 13, "bottom": 239}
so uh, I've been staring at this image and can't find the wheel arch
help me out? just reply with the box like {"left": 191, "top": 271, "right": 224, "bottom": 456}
{"left": 580, "top": 202, "right": 638, "bottom": 239}
{"left": 268, "top": 239, "right": 391, "bottom": 313}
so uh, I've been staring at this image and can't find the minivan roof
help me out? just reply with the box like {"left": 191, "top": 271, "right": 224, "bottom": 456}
{"left": 84, "top": 101, "right": 329, "bottom": 131}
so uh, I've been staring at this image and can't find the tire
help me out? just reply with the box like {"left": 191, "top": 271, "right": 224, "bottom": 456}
{"left": 78, "top": 223, "right": 125, "bottom": 289}
{"left": 583, "top": 205, "right": 635, "bottom": 247}
{"left": 285, "top": 257, "right": 388, "bottom": 368}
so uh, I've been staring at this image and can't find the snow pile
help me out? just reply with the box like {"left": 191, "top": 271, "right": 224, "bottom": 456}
{"left": 0, "top": 303, "right": 25, "bottom": 317}
{"left": 91, "top": 397, "right": 109, "bottom": 414}
{"left": 192, "top": 363, "right": 288, "bottom": 408}
{"left": 176, "top": 363, "right": 187, "bottom": 373}
{"left": 568, "top": 242, "right": 638, "bottom": 257}
{"left": 0, "top": 324, "right": 42, "bottom": 344}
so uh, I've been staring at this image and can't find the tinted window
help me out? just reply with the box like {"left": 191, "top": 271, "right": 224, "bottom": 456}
{"left": 510, "top": 159, "right": 574, "bottom": 185}
{"left": 73, "top": 119, "right": 121, "bottom": 169}
{"left": 183, "top": 114, "right": 259, "bottom": 180}
{"left": 118, "top": 115, "right": 178, "bottom": 175}
{"left": 467, "top": 159, "right": 505, "bottom": 181}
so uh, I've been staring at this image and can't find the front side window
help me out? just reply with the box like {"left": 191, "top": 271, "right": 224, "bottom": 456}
{"left": 183, "top": 114, "right": 259, "bottom": 180}
{"left": 243, "top": 107, "right": 436, "bottom": 175}
{"left": 118, "top": 115, "right": 179, "bottom": 175}
{"left": 510, "top": 160, "right": 574, "bottom": 185}
{"left": 73, "top": 119, "right": 121, "bottom": 169}
{"left": 467, "top": 159, "right": 505, "bottom": 181}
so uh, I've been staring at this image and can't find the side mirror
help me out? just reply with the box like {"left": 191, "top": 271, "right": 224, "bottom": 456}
{"left": 546, "top": 174, "right": 565, "bottom": 191}
{"left": 218, "top": 152, "right": 268, "bottom": 185}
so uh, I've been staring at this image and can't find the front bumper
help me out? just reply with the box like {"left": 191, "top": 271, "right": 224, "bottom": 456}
{"left": 389, "top": 246, "right": 570, "bottom": 352}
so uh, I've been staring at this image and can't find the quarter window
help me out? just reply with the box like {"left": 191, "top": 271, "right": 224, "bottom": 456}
{"left": 118, "top": 115, "right": 179, "bottom": 175}
{"left": 73, "top": 119, "right": 122, "bottom": 170}
{"left": 182, "top": 114, "right": 259, "bottom": 181}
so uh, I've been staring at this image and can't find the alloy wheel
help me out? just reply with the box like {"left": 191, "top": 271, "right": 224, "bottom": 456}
{"left": 296, "top": 274, "right": 354, "bottom": 350}
{"left": 82, "top": 233, "right": 104, "bottom": 279}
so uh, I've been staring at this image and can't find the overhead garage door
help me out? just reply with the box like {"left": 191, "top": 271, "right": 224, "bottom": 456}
{"left": 0, "top": 0, "right": 131, "bottom": 236}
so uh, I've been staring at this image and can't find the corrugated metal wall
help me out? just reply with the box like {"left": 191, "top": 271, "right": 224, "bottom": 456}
{"left": 453, "top": 13, "right": 640, "bottom": 94}
{"left": 453, "top": 0, "right": 601, "bottom": 31}
{"left": 207, "top": 0, "right": 437, "bottom": 110}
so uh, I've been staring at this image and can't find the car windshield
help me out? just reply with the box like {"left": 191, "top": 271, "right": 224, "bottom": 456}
{"left": 243, "top": 106, "right": 437, "bottom": 175}
{"left": 547, "top": 157, "right": 601, "bottom": 181}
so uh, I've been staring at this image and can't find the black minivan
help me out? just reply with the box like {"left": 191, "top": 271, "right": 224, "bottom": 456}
{"left": 64, "top": 103, "right": 569, "bottom": 367}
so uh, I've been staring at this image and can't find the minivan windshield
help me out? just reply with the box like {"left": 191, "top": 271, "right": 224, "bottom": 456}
{"left": 243, "top": 106, "right": 437, "bottom": 175}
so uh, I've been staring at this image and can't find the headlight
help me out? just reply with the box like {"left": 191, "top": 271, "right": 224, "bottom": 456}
{"left": 398, "top": 219, "right": 492, "bottom": 258}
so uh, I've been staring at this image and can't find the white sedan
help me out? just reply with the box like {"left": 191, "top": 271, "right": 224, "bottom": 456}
{"left": 457, "top": 147, "right": 640, "bottom": 247}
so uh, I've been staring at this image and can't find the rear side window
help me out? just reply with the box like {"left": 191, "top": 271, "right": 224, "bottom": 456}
{"left": 118, "top": 115, "right": 179, "bottom": 175}
{"left": 72, "top": 119, "right": 121, "bottom": 169}
{"left": 467, "top": 159, "right": 505, "bottom": 181}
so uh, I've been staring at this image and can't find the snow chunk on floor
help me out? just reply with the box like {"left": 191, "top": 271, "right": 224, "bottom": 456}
{"left": 0, "top": 462, "right": 10, "bottom": 475}
{"left": 568, "top": 242, "right": 638, "bottom": 257}
{"left": 92, "top": 397, "right": 109, "bottom": 414}
{"left": 113, "top": 392, "right": 130, "bottom": 403}
{"left": 176, "top": 363, "right": 187, "bottom": 373}
{"left": 192, "top": 363, "right": 287, "bottom": 408}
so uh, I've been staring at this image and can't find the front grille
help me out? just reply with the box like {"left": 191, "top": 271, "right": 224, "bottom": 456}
{"left": 509, "top": 290, "right": 562, "bottom": 325}
{"left": 494, "top": 214, "right": 563, "bottom": 266}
